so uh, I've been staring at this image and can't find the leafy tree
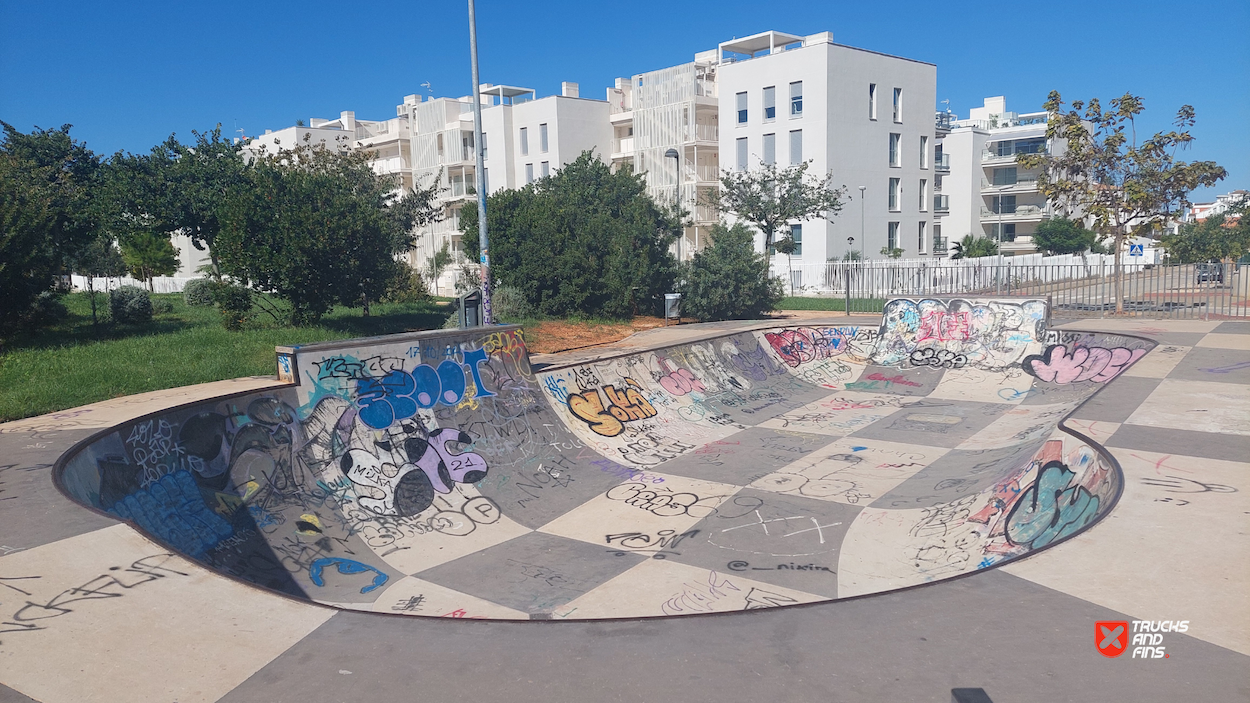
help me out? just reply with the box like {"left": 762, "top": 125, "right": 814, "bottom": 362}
{"left": 160, "top": 127, "right": 249, "bottom": 276}
{"left": 119, "top": 229, "right": 180, "bottom": 288}
{"left": 773, "top": 234, "right": 798, "bottom": 295}
{"left": 460, "top": 152, "right": 679, "bottom": 318}
{"left": 678, "top": 222, "right": 782, "bottom": 321}
{"left": 715, "top": 161, "right": 849, "bottom": 251}
{"left": 0, "top": 122, "right": 102, "bottom": 335}
{"left": 67, "top": 235, "right": 127, "bottom": 328}
{"left": 1019, "top": 92, "right": 1226, "bottom": 313}
{"left": 950, "top": 234, "right": 999, "bottom": 259}
{"left": 1032, "top": 217, "right": 1098, "bottom": 255}
{"left": 217, "top": 144, "right": 433, "bottom": 325}
{"left": 879, "top": 246, "right": 904, "bottom": 259}
{"left": 1162, "top": 211, "right": 1250, "bottom": 264}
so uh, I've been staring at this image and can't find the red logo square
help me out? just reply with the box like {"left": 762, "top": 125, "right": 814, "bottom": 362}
{"left": 1096, "top": 621, "right": 1129, "bottom": 658}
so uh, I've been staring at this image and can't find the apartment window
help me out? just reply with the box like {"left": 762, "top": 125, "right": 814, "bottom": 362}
{"left": 933, "top": 224, "right": 943, "bottom": 252}
{"left": 789, "top": 130, "right": 803, "bottom": 164}
{"left": 437, "top": 133, "right": 445, "bottom": 159}
{"left": 992, "top": 195, "right": 1017, "bottom": 214}
{"left": 790, "top": 224, "right": 803, "bottom": 255}
{"left": 541, "top": 161, "right": 549, "bottom": 178}
{"left": 763, "top": 86, "right": 776, "bottom": 121}
{"left": 919, "top": 179, "right": 928, "bottom": 211}
{"left": 992, "top": 167, "right": 1018, "bottom": 186}
{"left": 520, "top": 127, "right": 529, "bottom": 156}
{"left": 992, "top": 223, "right": 1017, "bottom": 242}
{"left": 918, "top": 221, "right": 928, "bottom": 254}
{"left": 997, "top": 137, "right": 1045, "bottom": 157}
{"left": 539, "top": 123, "right": 548, "bottom": 153}
{"left": 481, "top": 132, "right": 488, "bottom": 160}
{"left": 525, "top": 163, "right": 534, "bottom": 184}
{"left": 889, "top": 133, "right": 901, "bottom": 167}
{"left": 893, "top": 87, "right": 903, "bottom": 123}
{"left": 736, "top": 92, "right": 748, "bottom": 124}
{"left": 888, "top": 221, "right": 900, "bottom": 251}
{"left": 763, "top": 133, "right": 776, "bottom": 166}
{"left": 789, "top": 81, "right": 803, "bottom": 116}
{"left": 920, "top": 136, "right": 928, "bottom": 169}
{"left": 889, "top": 178, "right": 901, "bottom": 211}
{"left": 736, "top": 137, "right": 748, "bottom": 171}
{"left": 869, "top": 83, "right": 877, "bottom": 120}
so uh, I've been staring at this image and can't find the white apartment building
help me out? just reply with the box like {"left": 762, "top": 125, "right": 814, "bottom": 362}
{"left": 1188, "top": 190, "right": 1248, "bottom": 221}
{"left": 607, "top": 56, "right": 720, "bottom": 259}
{"left": 938, "top": 96, "right": 1057, "bottom": 255}
{"left": 406, "top": 82, "right": 611, "bottom": 293}
{"left": 715, "top": 31, "right": 938, "bottom": 269}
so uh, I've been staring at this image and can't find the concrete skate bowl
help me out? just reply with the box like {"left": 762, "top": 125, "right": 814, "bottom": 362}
{"left": 56, "top": 297, "right": 1155, "bottom": 620}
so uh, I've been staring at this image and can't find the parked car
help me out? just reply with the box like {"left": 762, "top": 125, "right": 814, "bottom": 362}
{"left": 1196, "top": 262, "right": 1224, "bottom": 283}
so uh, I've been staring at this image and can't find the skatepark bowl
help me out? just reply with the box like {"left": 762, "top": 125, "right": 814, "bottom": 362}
{"left": 55, "top": 297, "right": 1155, "bottom": 620}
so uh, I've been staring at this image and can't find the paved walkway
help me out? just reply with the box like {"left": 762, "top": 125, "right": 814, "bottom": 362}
{"left": 0, "top": 319, "right": 1246, "bottom": 703}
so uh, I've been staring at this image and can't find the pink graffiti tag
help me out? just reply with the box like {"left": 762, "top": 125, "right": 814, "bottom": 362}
{"left": 916, "top": 310, "right": 971, "bottom": 342}
{"left": 1023, "top": 345, "right": 1147, "bottom": 384}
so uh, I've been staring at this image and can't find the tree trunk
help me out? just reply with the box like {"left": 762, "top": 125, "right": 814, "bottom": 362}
{"left": 787, "top": 254, "right": 794, "bottom": 296}
{"left": 1113, "top": 233, "right": 1124, "bottom": 314}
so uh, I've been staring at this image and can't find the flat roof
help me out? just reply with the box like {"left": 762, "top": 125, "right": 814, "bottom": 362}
{"left": 719, "top": 30, "right": 804, "bottom": 57}
{"left": 479, "top": 84, "right": 535, "bottom": 99}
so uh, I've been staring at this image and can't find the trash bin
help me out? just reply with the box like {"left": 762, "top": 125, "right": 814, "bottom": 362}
{"left": 664, "top": 293, "right": 681, "bottom": 324}
{"left": 458, "top": 291, "right": 483, "bottom": 328}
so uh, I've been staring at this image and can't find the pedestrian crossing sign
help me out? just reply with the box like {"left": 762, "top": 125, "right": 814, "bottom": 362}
{"left": 1129, "top": 244, "right": 1144, "bottom": 256}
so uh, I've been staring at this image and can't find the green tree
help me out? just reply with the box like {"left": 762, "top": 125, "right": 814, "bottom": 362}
{"left": 67, "top": 235, "right": 126, "bottom": 328}
{"left": 460, "top": 152, "right": 679, "bottom": 318}
{"left": 678, "top": 222, "right": 782, "bottom": 322}
{"left": 879, "top": 246, "right": 904, "bottom": 259}
{"left": 217, "top": 144, "right": 432, "bottom": 325}
{"left": 1032, "top": 217, "right": 1099, "bottom": 255}
{"left": 1019, "top": 92, "right": 1226, "bottom": 313}
{"left": 0, "top": 122, "right": 102, "bottom": 335}
{"left": 119, "top": 229, "right": 180, "bottom": 288}
{"left": 773, "top": 234, "right": 798, "bottom": 295}
{"left": 161, "top": 127, "right": 249, "bottom": 276}
{"left": 950, "top": 234, "right": 999, "bottom": 259}
{"left": 1162, "top": 211, "right": 1250, "bottom": 264}
{"left": 715, "top": 161, "right": 849, "bottom": 251}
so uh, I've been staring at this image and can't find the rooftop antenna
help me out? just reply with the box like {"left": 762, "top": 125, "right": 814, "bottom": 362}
{"left": 421, "top": 81, "right": 432, "bottom": 93}
{"left": 940, "top": 98, "right": 950, "bottom": 113}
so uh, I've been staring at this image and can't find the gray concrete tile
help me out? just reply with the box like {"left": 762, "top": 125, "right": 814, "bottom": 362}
{"left": 871, "top": 440, "right": 1046, "bottom": 509}
{"left": 0, "top": 682, "right": 39, "bottom": 703}
{"left": 665, "top": 488, "right": 862, "bottom": 598}
{"left": 414, "top": 531, "right": 644, "bottom": 615}
{"left": 1166, "top": 346, "right": 1250, "bottom": 385}
{"left": 653, "top": 427, "right": 836, "bottom": 486}
{"left": 1213, "top": 321, "right": 1250, "bottom": 334}
{"left": 849, "top": 399, "right": 1013, "bottom": 449}
{"left": 216, "top": 570, "right": 1249, "bottom": 703}
{"left": 1068, "top": 376, "right": 1163, "bottom": 423}
{"left": 1106, "top": 424, "right": 1250, "bottom": 463}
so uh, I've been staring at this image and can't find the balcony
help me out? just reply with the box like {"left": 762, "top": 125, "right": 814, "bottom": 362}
{"left": 933, "top": 195, "right": 949, "bottom": 213}
{"left": 981, "top": 175, "right": 1038, "bottom": 191}
{"left": 933, "top": 153, "right": 950, "bottom": 172}
{"left": 935, "top": 112, "right": 954, "bottom": 131}
{"left": 612, "top": 136, "right": 635, "bottom": 157}
{"left": 981, "top": 147, "right": 1046, "bottom": 165}
{"left": 694, "top": 124, "right": 719, "bottom": 143}
{"left": 980, "top": 204, "right": 1048, "bottom": 221}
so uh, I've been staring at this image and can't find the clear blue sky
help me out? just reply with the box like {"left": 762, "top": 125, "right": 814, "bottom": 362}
{"left": 2, "top": 0, "right": 1246, "bottom": 200}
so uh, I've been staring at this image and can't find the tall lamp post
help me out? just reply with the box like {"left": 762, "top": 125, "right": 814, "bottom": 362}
{"left": 845, "top": 236, "right": 854, "bottom": 316}
{"left": 665, "top": 148, "right": 681, "bottom": 259}
{"left": 467, "top": 0, "right": 491, "bottom": 323}
{"left": 858, "top": 185, "right": 866, "bottom": 261}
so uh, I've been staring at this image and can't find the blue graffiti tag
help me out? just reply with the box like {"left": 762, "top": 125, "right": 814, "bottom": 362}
{"left": 108, "top": 471, "right": 234, "bottom": 559}
{"left": 354, "top": 348, "right": 495, "bottom": 429}
{"left": 1005, "top": 461, "right": 1100, "bottom": 549}
{"left": 308, "top": 557, "right": 390, "bottom": 594}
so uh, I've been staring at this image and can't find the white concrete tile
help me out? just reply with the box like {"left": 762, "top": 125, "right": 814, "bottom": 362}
{"left": 0, "top": 524, "right": 332, "bottom": 703}
{"left": 1195, "top": 333, "right": 1250, "bottom": 351}
{"left": 330, "top": 575, "right": 529, "bottom": 620}
{"left": 928, "top": 366, "right": 1031, "bottom": 405}
{"left": 959, "top": 402, "right": 1080, "bottom": 450}
{"left": 1125, "top": 379, "right": 1250, "bottom": 436}
{"left": 749, "top": 437, "right": 949, "bottom": 506}
{"left": 1122, "top": 345, "right": 1191, "bottom": 378}
{"left": 1059, "top": 419, "right": 1122, "bottom": 444}
{"left": 757, "top": 391, "right": 915, "bottom": 437}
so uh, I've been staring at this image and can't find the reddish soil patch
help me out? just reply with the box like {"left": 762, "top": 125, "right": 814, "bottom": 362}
{"left": 521, "top": 317, "right": 670, "bottom": 354}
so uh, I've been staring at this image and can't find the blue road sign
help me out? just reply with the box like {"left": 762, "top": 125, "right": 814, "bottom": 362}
{"left": 1129, "top": 244, "right": 1144, "bottom": 257}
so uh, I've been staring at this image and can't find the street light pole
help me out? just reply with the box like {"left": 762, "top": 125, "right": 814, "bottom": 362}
{"left": 858, "top": 185, "right": 866, "bottom": 261}
{"left": 467, "top": 0, "right": 491, "bottom": 324}
{"left": 665, "top": 148, "right": 680, "bottom": 259}
{"left": 845, "top": 236, "right": 854, "bottom": 316}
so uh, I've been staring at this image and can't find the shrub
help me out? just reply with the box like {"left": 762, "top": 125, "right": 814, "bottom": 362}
{"left": 109, "top": 286, "right": 153, "bottom": 324}
{"left": 384, "top": 263, "right": 430, "bottom": 304}
{"left": 183, "top": 278, "right": 217, "bottom": 306}
{"left": 31, "top": 291, "right": 69, "bottom": 323}
{"left": 678, "top": 222, "right": 783, "bottom": 322}
{"left": 490, "top": 285, "right": 534, "bottom": 322}
{"left": 151, "top": 298, "right": 175, "bottom": 315}
{"left": 213, "top": 284, "right": 253, "bottom": 331}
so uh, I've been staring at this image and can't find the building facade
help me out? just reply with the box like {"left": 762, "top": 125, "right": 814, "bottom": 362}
{"left": 715, "top": 31, "right": 938, "bottom": 269}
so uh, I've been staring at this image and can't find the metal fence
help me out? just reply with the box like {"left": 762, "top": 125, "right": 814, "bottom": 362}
{"left": 773, "top": 262, "right": 1250, "bottom": 319}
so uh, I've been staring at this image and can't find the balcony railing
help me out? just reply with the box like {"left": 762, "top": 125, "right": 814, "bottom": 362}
{"left": 980, "top": 204, "right": 1047, "bottom": 219}
{"left": 934, "top": 153, "right": 950, "bottom": 171}
{"left": 981, "top": 175, "right": 1039, "bottom": 189}
{"left": 694, "top": 124, "right": 719, "bottom": 142}
{"left": 935, "top": 112, "right": 954, "bottom": 130}
{"left": 684, "top": 164, "right": 719, "bottom": 183}
{"left": 982, "top": 147, "right": 1047, "bottom": 162}
{"left": 612, "top": 136, "right": 635, "bottom": 155}
{"left": 933, "top": 195, "right": 950, "bottom": 212}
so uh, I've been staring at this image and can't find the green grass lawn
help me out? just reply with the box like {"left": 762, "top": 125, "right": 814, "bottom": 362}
{"left": 776, "top": 296, "right": 886, "bottom": 313}
{"left": 0, "top": 292, "right": 452, "bottom": 422}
